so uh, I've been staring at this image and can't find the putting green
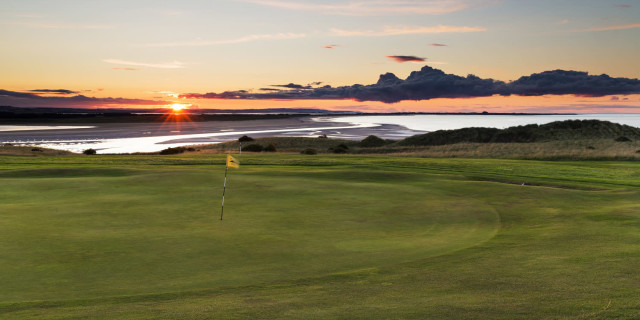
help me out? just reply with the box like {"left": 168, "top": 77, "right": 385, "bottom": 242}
{"left": 0, "top": 165, "right": 499, "bottom": 302}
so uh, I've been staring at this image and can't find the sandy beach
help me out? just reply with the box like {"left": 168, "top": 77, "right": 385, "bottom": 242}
{"left": 0, "top": 116, "right": 424, "bottom": 153}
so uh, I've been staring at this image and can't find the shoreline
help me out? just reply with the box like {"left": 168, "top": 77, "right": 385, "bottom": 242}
{"left": 0, "top": 117, "right": 425, "bottom": 154}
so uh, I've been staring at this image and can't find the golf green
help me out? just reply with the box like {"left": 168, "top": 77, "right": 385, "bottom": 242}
{"left": 1, "top": 154, "right": 639, "bottom": 318}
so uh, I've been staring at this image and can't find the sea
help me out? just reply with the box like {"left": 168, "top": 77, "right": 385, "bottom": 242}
{"left": 2, "top": 113, "right": 639, "bottom": 154}
{"left": 324, "top": 113, "right": 640, "bottom": 132}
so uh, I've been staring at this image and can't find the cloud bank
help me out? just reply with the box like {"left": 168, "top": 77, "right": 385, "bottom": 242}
{"left": 103, "top": 59, "right": 185, "bottom": 69}
{"left": 179, "top": 66, "right": 640, "bottom": 103}
{"left": 28, "top": 89, "right": 79, "bottom": 95}
{"left": 0, "top": 89, "right": 168, "bottom": 108}
{"left": 331, "top": 25, "right": 486, "bottom": 36}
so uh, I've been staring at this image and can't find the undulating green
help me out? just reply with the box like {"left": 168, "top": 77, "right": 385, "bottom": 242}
{"left": 0, "top": 154, "right": 639, "bottom": 319}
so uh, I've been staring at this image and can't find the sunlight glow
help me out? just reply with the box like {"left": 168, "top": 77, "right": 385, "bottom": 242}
{"left": 169, "top": 103, "right": 190, "bottom": 112}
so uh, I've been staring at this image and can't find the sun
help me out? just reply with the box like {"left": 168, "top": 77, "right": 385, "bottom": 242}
{"left": 169, "top": 103, "right": 189, "bottom": 112}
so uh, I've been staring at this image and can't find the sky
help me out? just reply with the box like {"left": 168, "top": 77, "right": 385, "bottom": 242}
{"left": 1, "top": 0, "right": 639, "bottom": 113}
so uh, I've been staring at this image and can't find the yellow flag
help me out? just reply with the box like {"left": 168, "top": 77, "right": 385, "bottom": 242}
{"left": 226, "top": 155, "right": 240, "bottom": 168}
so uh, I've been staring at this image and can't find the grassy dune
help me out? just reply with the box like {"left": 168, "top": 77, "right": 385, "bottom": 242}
{"left": 191, "top": 136, "right": 640, "bottom": 160}
{"left": 1, "top": 154, "right": 639, "bottom": 318}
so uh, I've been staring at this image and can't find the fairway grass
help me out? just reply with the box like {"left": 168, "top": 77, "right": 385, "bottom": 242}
{"left": 1, "top": 154, "right": 639, "bottom": 319}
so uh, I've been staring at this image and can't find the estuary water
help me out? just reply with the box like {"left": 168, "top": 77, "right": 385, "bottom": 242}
{"left": 325, "top": 114, "right": 640, "bottom": 132}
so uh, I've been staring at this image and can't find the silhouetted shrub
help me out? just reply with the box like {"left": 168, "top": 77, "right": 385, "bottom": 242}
{"left": 83, "top": 148, "right": 97, "bottom": 155}
{"left": 359, "top": 135, "right": 387, "bottom": 147}
{"left": 318, "top": 134, "right": 327, "bottom": 139}
{"left": 586, "top": 146, "right": 596, "bottom": 150}
{"left": 242, "top": 144, "right": 264, "bottom": 152}
{"left": 301, "top": 148, "right": 317, "bottom": 155}
{"left": 31, "top": 148, "right": 43, "bottom": 152}
{"left": 329, "top": 144, "right": 349, "bottom": 154}
{"left": 238, "top": 135, "right": 254, "bottom": 142}
{"left": 615, "top": 136, "right": 631, "bottom": 142}
{"left": 160, "top": 147, "right": 188, "bottom": 155}
{"left": 264, "top": 144, "right": 277, "bottom": 152}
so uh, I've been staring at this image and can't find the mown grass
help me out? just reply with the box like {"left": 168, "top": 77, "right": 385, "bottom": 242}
{"left": 1, "top": 154, "right": 639, "bottom": 319}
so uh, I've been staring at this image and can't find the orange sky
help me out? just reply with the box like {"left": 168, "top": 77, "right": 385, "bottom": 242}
{"left": 1, "top": 1, "right": 639, "bottom": 113}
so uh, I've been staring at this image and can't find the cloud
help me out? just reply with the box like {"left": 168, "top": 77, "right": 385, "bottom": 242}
{"left": 142, "top": 33, "right": 306, "bottom": 47}
{"left": 178, "top": 65, "right": 640, "bottom": 104}
{"left": 557, "top": 19, "right": 569, "bottom": 25}
{"left": 615, "top": 4, "right": 631, "bottom": 8}
{"left": 323, "top": 44, "right": 338, "bottom": 49}
{"left": 103, "top": 59, "right": 185, "bottom": 69}
{"left": 507, "top": 70, "right": 640, "bottom": 97}
{"left": 240, "top": 0, "right": 483, "bottom": 16}
{"left": 112, "top": 68, "right": 140, "bottom": 71}
{"left": 331, "top": 25, "right": 486, "bottom": 36}
{"left": 387, "top": 55, "right": 426, "bottom": 63}
{"left": 429, "top": 43, "right": 447, "bottom": 46}
{"left": 0, "top": 89, "right": 168, "bottom": 108}
{"left": 583, "top": 23, "right": 640, "bottom": 31}
{"left": 28, "top": 89, "right": 78, "bottom": 95}
{"left": 271, "top": 83, "right": 313, "bottom": 89}
{"left": 3, "top": 21, "right": 112, "bottom": 29}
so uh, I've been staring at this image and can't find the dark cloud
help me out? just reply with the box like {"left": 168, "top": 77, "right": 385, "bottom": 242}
{"left": 270, "top": 83, "right": 313, "bottom": 89}
{"left": 507, "top": 70, "right": 640, "bottom": 97}
{"left": 28, "top": 89, "right": 79, "bottom": 95}
{"left": 0, "top": 89, "right": 168, "bottom": 108}
{"left": 429, "top": 43, "right": 447, "bottom": 47}
{"left": 387, "top": 55, "right": 426, "bottom": 63}
{"left": 178, "top": 65, "right": 640, "bottom": 104}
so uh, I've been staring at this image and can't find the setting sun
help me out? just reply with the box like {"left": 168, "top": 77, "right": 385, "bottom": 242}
{"left": 169, "top": 103, "right": 189, "bottom": 112}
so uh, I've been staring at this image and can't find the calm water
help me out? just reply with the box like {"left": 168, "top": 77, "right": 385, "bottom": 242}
{"left": 1, "top": 123, "right": 376, "bottom": 154}
{"left": 326, "top": 114, "right": 640, "bottom": 132}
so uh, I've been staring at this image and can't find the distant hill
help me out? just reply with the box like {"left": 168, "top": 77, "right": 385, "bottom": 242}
{"left": 0, "top": 105, "right": 357, "bottom": 115}
{"left": 398, "top": 120, "right": 640, "bottom": 146}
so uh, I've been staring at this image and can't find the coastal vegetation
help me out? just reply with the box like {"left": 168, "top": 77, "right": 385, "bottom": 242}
{"left": 194, "top": 120, "right": 640, "bottom": 160}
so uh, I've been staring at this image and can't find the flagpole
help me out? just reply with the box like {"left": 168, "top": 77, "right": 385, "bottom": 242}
{"left": 220, "top": 163, "right": 228, "bottom": 220}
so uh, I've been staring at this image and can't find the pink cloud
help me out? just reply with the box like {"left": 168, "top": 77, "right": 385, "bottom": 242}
{"left": 584, "top": 23, "right": 640, "bottom": 31}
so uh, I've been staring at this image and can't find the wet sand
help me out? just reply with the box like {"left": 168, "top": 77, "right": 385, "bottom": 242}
{"left": 0, "top": 116, "right": 425, "bottom": 153}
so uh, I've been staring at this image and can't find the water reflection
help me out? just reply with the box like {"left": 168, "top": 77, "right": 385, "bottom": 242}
{"left": 5, "top": 123, "right": 376, "bottom": 154}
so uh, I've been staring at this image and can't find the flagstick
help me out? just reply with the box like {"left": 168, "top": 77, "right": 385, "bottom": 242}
{"left": 220, "top": 164, "right": 228, "bottom": 220}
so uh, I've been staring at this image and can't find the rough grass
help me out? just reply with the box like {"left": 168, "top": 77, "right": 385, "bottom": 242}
{"left": 388, "top": 139, "right": 640, "bottom": 160}
{"left": 1, "top": 154, "right": 639, "bottom": 318}
{"left": 0, "top": 145, "right": 74, "bottom": 156}
{"left": 194, "top": 136, "right": 360, "bottom": 154}
{"left": 188, "top": 136, "right": 640, "bottom": 160}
